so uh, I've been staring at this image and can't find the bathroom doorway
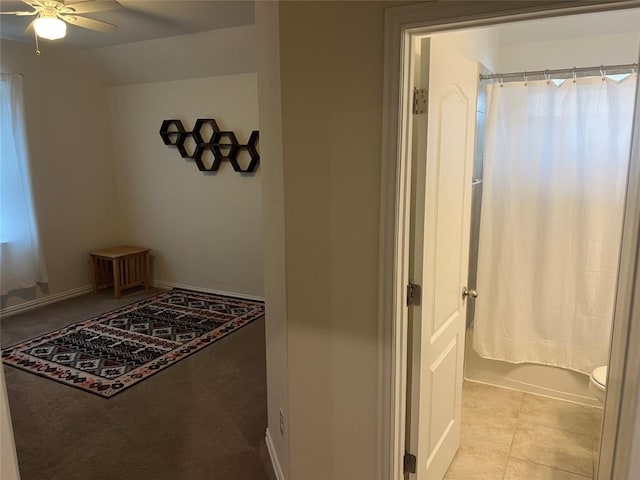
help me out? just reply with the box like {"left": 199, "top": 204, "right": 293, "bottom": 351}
{"left": 444, "top": 19, "right": 637, "bottom": 472}
{"left": 380, "top": 1, "right": 638, "bottom": 479}
{"left": 462, "top": 18, "right": 637, "bottom": 408}
{"left": 413, "top": 13, "right": 637, "bottom": 480}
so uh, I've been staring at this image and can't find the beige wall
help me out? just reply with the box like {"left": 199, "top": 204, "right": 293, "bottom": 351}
{"left": 255, "top": 2, "right": 290, "bottom": 477}
{"left": 1, "top": 367, "right": 20, "bottom": 480}
{"left": 259, "top": 2, "right": 394, "bottom": 477}
{"left": 0, "top": 40, "right": 118, "bottom": 308}
{"left": 257, "top": 2, "right": 640, "bottom": 479}
{"left": 109, "top": 73, "right": 263, "bottom": 298}
{"left": 0, "top": 25, "right": 261, "bottom": 310}
{"left": 277, "top": 2, "right": 391, "bottom": 478}
{"left": 88, "top": 25, "right": 256, "bottom": 86}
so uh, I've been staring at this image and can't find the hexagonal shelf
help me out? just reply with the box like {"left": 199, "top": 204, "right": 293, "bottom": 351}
{"left": 159, "top": 119, "right": 186, "bottom": 146}
{"left": 159, "top": 118, "right": 259, "bottom": 175}
{"left": 177, "top": 132, "right": 199, "bottom": 159}
{"left": 193, "top": 118, "right": 221, "bottom": 144}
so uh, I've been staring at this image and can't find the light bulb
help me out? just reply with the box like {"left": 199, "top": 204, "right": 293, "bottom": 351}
{"left": 34, "top": 16, "right": 67, "bottom": 40}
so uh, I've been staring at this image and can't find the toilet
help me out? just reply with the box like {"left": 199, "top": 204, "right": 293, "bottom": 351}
{"left": 589, "top": 366, "right": 608, "bottom": 403}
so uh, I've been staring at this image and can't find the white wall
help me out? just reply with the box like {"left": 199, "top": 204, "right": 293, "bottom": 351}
{"left": 499, "top": 31, "right": 640, "bottom": 72}
{"left": 496, "top": 8, "right": 640, "bottom": 72}
{"left": 434, "top": 27, "right": 501, "bottom": 73}
{"left": 0, "top": 40, "right": 119, "bottom": 308}
{"left": 109, "top": 73, "right": 263, "bottom": 298}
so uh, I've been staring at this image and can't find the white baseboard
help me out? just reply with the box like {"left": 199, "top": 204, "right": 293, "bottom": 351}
{"left": 153, "top": 280, "right": 265, "bottom": 302}
{"left": 0, "top": 281, "right": 263, "bottom": 318}
{"left": 0, "top": 285, "right": 93, "bottom": 318}
{"left": 265, "top": 428, "right": 285, "bottom": 480}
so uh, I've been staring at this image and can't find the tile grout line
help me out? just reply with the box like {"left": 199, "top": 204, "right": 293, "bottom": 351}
{"left": 524, "top": 459, "right": 592, "bottom": 479}
{"left": 501, "top": 393, "right": 526, "bottom": 479}
{"left": 515, "top": 396, "right": 602, "bottom": 438}
{"left": 513, "top": 393, "right": 601, "bottom": 478}
{"left": 460, "top": 383, "right": 597, "bottom": 480}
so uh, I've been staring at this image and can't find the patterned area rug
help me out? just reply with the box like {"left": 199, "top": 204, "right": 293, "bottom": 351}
{"left": 2, "top": 289, "right": 265, "bottom": 398}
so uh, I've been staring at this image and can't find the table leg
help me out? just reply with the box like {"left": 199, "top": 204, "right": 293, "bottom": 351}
{"left": 113, "top": 258, "right": 121, "bottom": 299}
{"left": 144, "top": 252, "right": 151, "bottom": 290}
{"left": 90, "top": 255, "right": 99, "bottom": 294}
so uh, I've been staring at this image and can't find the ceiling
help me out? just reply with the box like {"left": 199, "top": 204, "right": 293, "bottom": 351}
{"left": 1, "top": 1, "right": 637, "bottom": 50}
{"left": 0, "top": 0, "right": 254, "bottom": 49}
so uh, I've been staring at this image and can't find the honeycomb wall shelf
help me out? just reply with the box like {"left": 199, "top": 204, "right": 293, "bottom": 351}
{"left": 159, "top": 118, "right": 259, "bottom": 174}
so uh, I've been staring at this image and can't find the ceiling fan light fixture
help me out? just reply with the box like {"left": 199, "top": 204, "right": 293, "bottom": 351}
{"left": 34, "top": 15, "right": 66, "bottom": 40}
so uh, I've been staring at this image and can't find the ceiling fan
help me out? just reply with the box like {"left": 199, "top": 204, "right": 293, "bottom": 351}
{"left": 0, "top": 0, "right": 121, "bottom": 42}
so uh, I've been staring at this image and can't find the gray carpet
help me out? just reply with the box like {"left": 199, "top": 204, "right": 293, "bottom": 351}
{"left": 1, "top": 288, "right": 276, "bottom": 480}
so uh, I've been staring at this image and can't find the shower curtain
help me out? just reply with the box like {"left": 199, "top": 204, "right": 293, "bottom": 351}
{"left": 473, "top": 74, "right": 637, "bottom": 374}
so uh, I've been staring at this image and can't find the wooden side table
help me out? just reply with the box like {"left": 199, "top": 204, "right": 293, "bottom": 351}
{"left": 89, "top": 246, "right": 151, "bottom": 298}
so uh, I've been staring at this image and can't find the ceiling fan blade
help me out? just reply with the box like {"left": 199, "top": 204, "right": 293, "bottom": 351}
{"left": 20, "top": 0, "right": 40, "bottom": 8}
{"left": 0, "top": 11, "right": 36, "bottom": 15}
{"left": 64, "top": 0, "right": 120, "bottom": 15}
{"left": 63, "top": 14, "right": 117, "bottom": 32}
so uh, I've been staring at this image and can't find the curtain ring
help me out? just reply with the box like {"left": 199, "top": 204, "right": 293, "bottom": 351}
{"left": 523, "top": 71, "right": 528, "bottom": 87}
{"left": 544, "top": 69, "right": 551, "bottom": 85}
{"left": 572, "top": 67, "right": 577, "bottom": 84}
{"left": 600, "top": 65, "right": 606, "bottom": 82}
{"left": 499, "top": 74, "right": 504, "bottom": 88}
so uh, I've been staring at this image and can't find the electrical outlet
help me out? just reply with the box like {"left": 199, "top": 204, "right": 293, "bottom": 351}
{"left": 279, "top": 409, "right": 285, "bottom": 437}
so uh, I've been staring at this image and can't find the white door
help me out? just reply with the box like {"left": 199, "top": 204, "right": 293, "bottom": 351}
{"left": 406, "top": 35, "right": 478, "bottom": 479}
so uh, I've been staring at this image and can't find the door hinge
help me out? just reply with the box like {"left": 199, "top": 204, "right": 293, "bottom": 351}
{"left": 404, "top": 452, "right": 417, "bottom": 474}
{"left": 407, "top": 283, "right": 422, "bottom": 307}
{"left": 413, "top": 88, "right": 427, "bottom": 114}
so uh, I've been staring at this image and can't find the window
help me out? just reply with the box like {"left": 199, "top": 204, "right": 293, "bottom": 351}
{"left": 0, "top": 73, "right": 48, "bottom": 295}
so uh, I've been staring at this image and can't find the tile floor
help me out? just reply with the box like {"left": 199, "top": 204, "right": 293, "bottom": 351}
{"left": 445, "top": 381, "right": 603, "bottom": 480}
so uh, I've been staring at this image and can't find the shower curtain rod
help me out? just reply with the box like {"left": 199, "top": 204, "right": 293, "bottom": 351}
{"left": 479, "top": 63, "right": 638, "bottom": 83}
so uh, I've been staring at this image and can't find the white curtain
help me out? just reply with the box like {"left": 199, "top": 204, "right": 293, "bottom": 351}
{"left": 0, "top": 73, "right": 48, "bottom": 295}
{"left": 473, "top": 75, "right": 636, "bottom": 374}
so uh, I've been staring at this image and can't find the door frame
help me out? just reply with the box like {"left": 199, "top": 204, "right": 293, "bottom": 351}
{"left": 378, "top": 2, "right": 640, "bottom": 480}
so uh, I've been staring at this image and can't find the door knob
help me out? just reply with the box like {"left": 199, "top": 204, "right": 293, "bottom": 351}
{"left": 462, "top": 287, "right": 478, "bottom": 299}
